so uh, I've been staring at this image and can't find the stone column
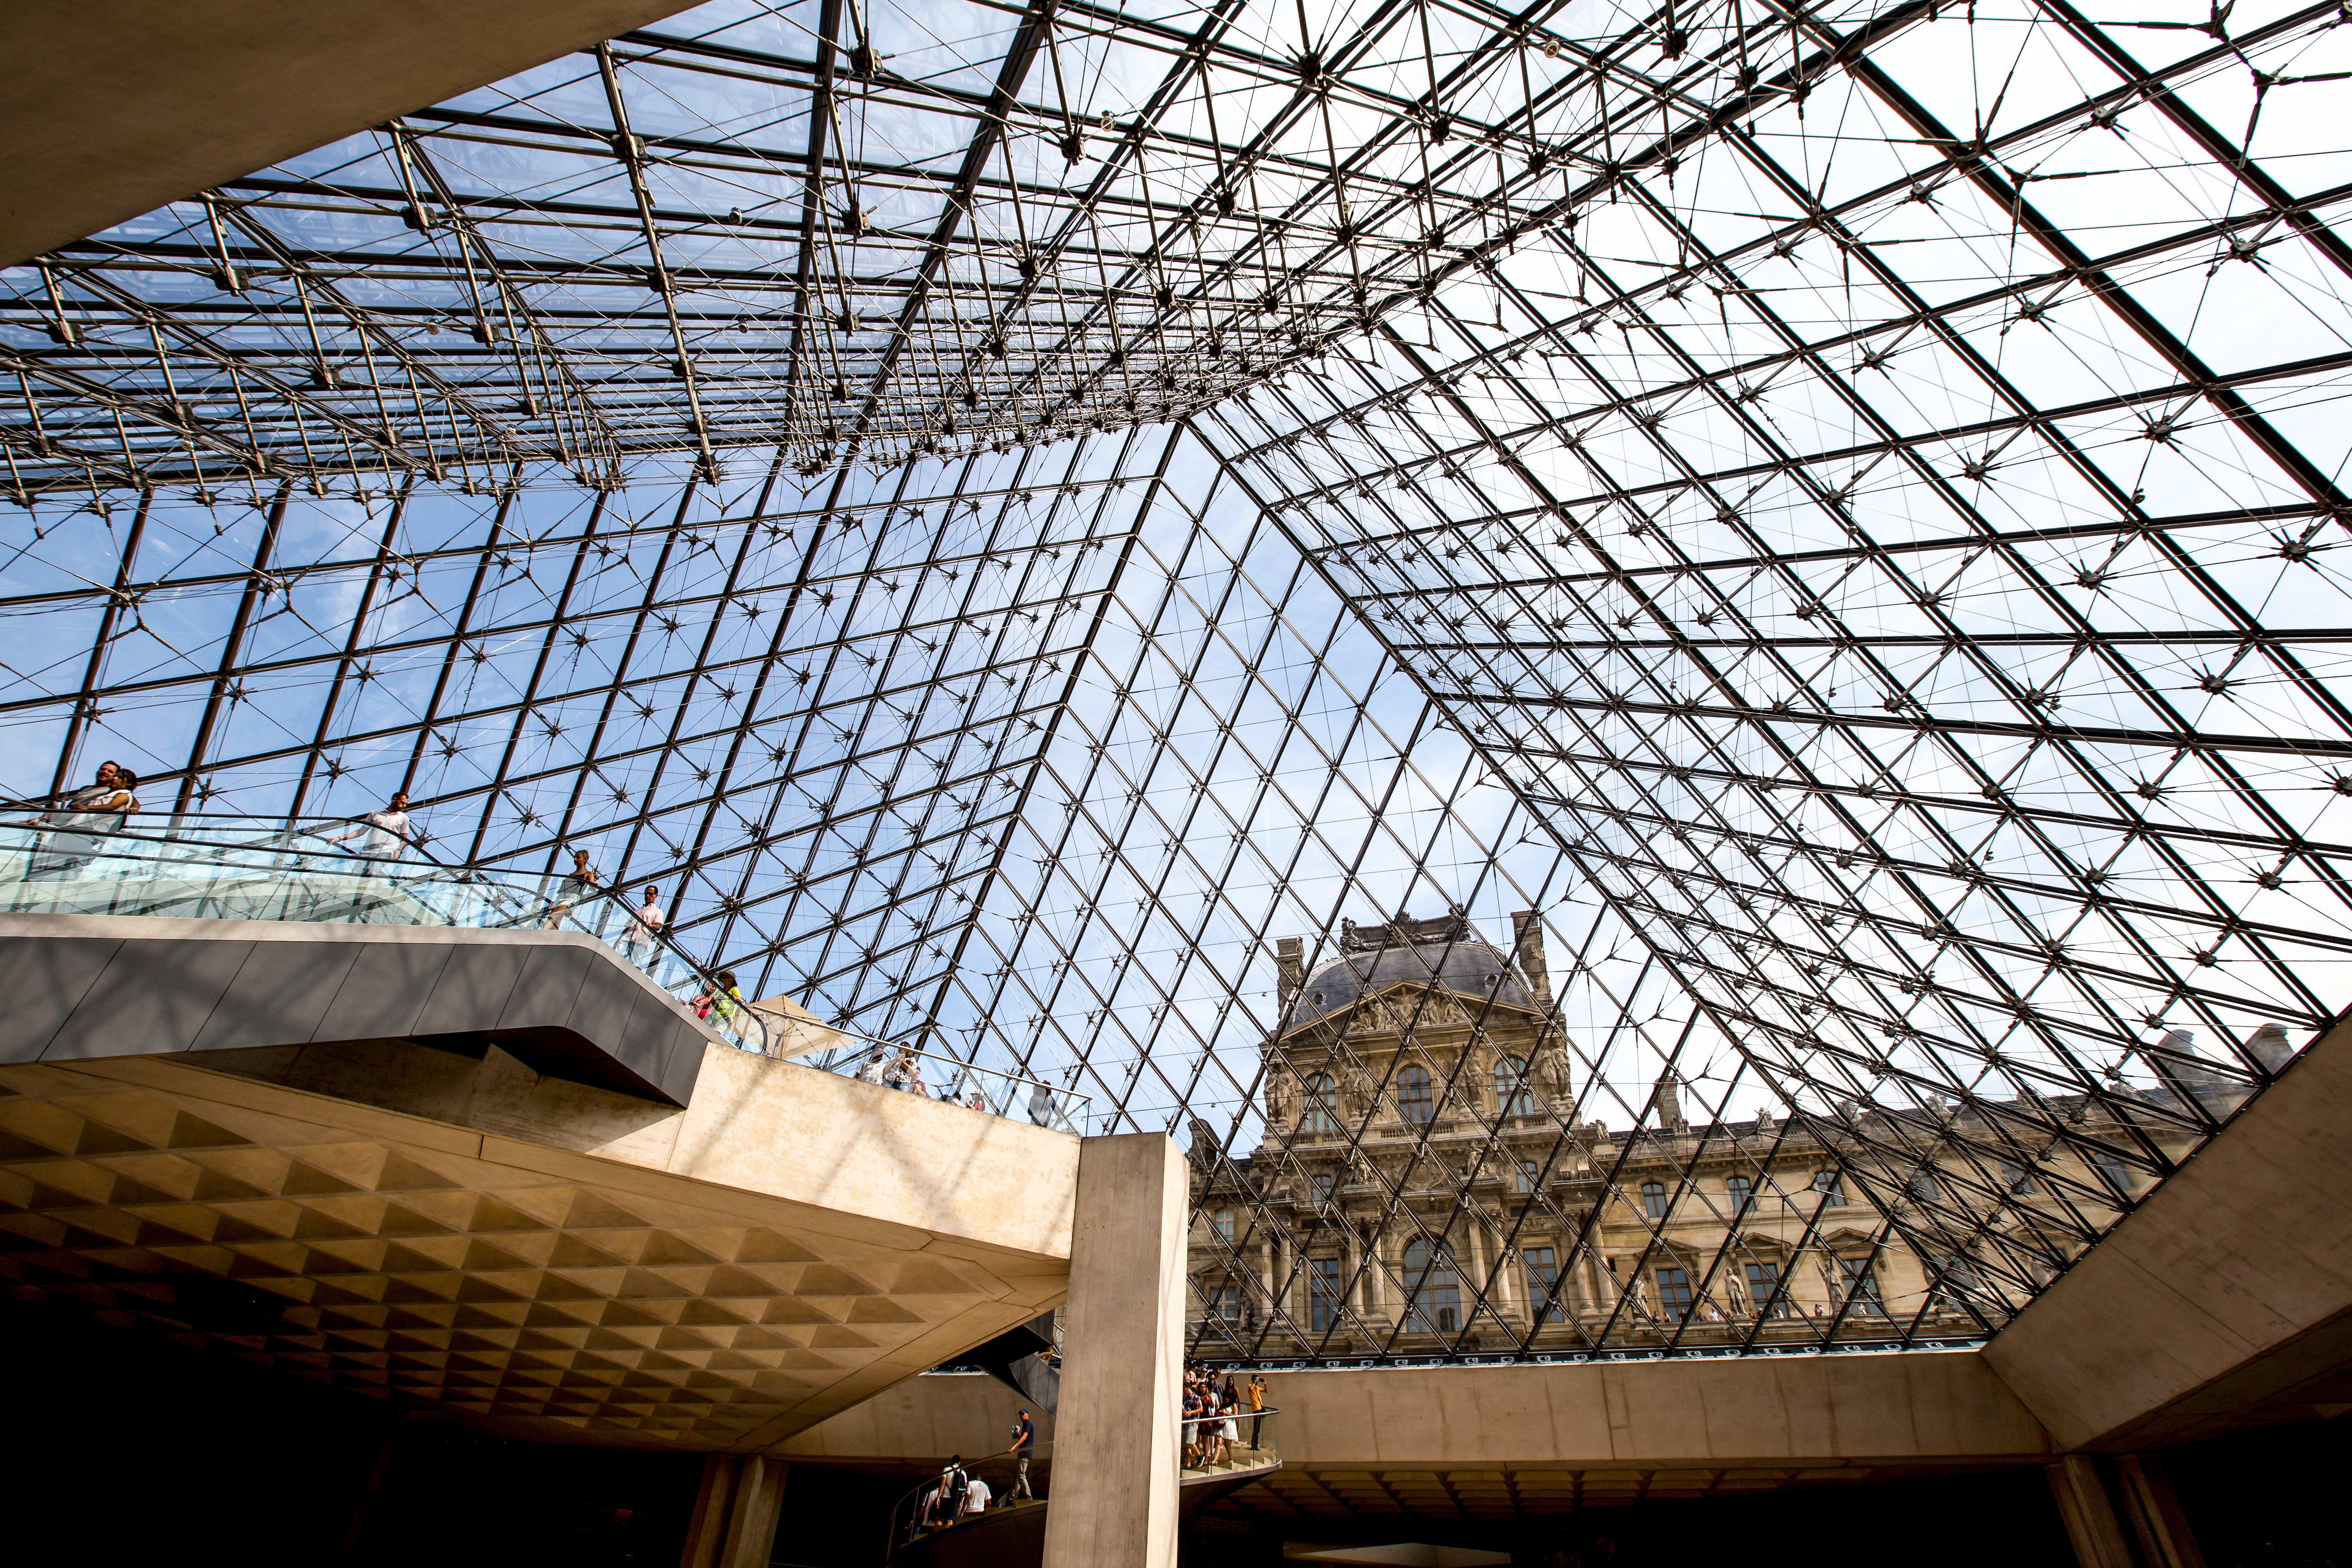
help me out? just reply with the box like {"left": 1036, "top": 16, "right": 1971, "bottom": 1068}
{"left": 2048, "top": 1455, "right": 2135, "bottom": 1568}
{"left": 2117, "top": 1455, "right": 2206, "bottom": 1568}
{"left": 1041, "top": 1133, "right": 1186, "bottom": 1568}
{"left": 680, "top": 1455, "right": 787, "bottom": 1568}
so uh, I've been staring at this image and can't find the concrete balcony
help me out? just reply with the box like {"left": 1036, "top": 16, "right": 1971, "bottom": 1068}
{"left": 0, "top": 897, "right": 1083, "bottom": 1453}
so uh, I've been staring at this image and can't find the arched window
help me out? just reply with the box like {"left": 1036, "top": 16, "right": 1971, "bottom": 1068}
{"left": 1301, "top": 1073, "right": 1339, "bottom": 1134}
{"left": 1402, "top": 1237, "right": 1460, "bottom": 1333}
{"left": 1396, "top": 1064, "right": 1434, "bottom": 1124}
{"left": 1725, "top": 1175, "right": 1754, "bottom": 1216}
{"left": 1640, "top": 1180, "right": 1669, "bottom": 1220}
{"left": 1493, "top": 1055, "right": 1534, "bottom": 1116}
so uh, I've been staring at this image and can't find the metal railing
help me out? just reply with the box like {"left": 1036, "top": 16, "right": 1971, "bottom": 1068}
{"left": 0, "top": 811, "right": 1093, "bottom": 1131}
{"left": 885, "top": 1438, "right": 1053, "bottom": 1556}
{"left": 1181, "top": 1405, "right": 1280, "bottom": 1479}
{"left": 878, "top": 1405, "right": 1280, "bottom": 1557}
{"left": 0, "top": 812, "right": 772, "bottom": 1060}
{"left": 807, "top": 1039, "right": 1090, "bottom": 1134}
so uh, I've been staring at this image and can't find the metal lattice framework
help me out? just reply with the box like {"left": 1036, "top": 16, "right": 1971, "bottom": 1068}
{"left": 6, "top": 0, "right": 2352, "bottom": 1361}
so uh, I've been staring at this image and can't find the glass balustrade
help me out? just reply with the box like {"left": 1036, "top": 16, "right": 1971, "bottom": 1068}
{"left": 1181, "top": 1405, "right": 1278, "bottom": 1479}
{"left": 0, "top": 812, "right": 1089, "bottom": 1131}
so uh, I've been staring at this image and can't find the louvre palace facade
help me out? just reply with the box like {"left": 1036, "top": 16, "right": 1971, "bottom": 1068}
{"left": 1186, "top": 912, "right": 2257, "bottom": 1363}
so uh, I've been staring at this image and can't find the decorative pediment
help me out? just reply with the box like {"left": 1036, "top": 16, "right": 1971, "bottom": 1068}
{"left": 1279, "top": 978, "right": 1548, "bottom": 1042}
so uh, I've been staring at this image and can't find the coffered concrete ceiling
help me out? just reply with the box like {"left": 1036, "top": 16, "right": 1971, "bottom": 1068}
{"left": 0, "top": 1048, "right": 1076, "bottom": 1450}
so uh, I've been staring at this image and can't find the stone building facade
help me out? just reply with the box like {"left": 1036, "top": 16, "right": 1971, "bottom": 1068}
{"left": 1186, "top": 911, "right": 2260, "bottom": 1361}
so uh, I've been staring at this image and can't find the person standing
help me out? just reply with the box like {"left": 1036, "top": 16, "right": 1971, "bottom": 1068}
{"left": 30, "top": 760, "right": 138, "bottom": 877}
{"left": 961, "top": 1473, "right": 991, "bottom": 1518}
{"left": 692, "top": 968, "right": 743, "bottom": 1031}
{"left": 329, "top": 790, "right": 413, "bottom": 875}
{"left": 1246, "top": 1373, "right": 1266, "bottom": 1448}
{"left": 854, "top": 1047, "right": 890, "bottom": 1085}
{"left": 1007, "top": 1408, "right": 1035, "bottom": 1500}
{"left": 542, "top": 846, "right": 602, "bottom": 930}
{"left": 619, "top": 885, "right": 665, "bottom": 968}
{"left": 934, "top": 1457, "right": 969, "bottom": 1530}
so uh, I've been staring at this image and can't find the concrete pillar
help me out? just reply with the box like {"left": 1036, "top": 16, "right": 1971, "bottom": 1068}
{"left": 2118, "top": 1455, "right": 2206, "bottom": 1568}
{"left": 1041, "top": 1133, "right": 1186, "bottom": 1568}
{"left": 680, "top": 1454, "right": 787, "bottom": 1568}
{"left": 2049, "top": 1455, "right": 2136, "bottom": 1568}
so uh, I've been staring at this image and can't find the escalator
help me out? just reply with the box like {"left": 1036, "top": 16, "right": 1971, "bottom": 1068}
{"left": 884, "top": 1410, "right": 1281, "bottom": 1568}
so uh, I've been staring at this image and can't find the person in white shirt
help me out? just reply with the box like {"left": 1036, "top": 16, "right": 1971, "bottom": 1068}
{"left": 31, "top": 760, "right": 139, "bottom": 877}
{"left": 620, "top": 884, "right": 665, "bottom": 968}
{"left": 961, "top": 1475, "right": 991, "bottom": 1517}
{"left": 329, "top": 791, "right": 412, "bottom": 876}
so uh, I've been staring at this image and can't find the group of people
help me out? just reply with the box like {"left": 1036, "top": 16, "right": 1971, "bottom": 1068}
{"left": 853, "top": 1044, "right": 990, "bottom": 1110}
{"left": 915, "top": 1456, "right": 992, "bottom": 1531}
{"left": 851, "top": 1047, "right": 1082, "bottom": 1131}
{"left": 1181, "top": 1366, "right": 1266, "bottom": 1469}
{"left": 914, "top": 1408, "right": 1038, "bottom": 1535}
{"left": 18, "top": 760, "right": 141, "bottom": 876}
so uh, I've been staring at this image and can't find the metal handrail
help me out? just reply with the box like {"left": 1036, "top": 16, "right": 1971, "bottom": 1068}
{"left": 0, "top": 813, "right": 1093, "bottom": 1130}
{"left": 1180, "top": 1405, "right": 1281, "bottom": 1478}
{"left": 885, "top": 1439, "right": 1055, "bottom": 1556}
{"left": 810, "top": 1038, "right": 1091, "bottom": 1133}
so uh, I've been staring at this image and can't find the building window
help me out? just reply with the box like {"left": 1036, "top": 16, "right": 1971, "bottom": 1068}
{"left": 1640, "top": 1180, "right": 1669, "bottom": 1220}
{"left": 1655, "top": 1266, "right": 1693, "bottom": 1321}
{"left": 1725, "top": 1175, "right": 1754, "bottom": 1216}
{"left": 1927, "top": 1255, "right": 1979, "bottom": 1314}
{"left": 1204, "top": 1284, "right": 1242, "bottom": 1323}
{"left": 1836, "top": 1256, "right": 1883, "bottom": 1315}
{"left": 1309, "top": 1172, "right": 1337, "bottom": 1208}
{"left": 1813, "top": 1170, "right": 1846, "bottom": 1207}
{"left": 1514, "top": 1158, "right": 1542, "bottom": 1194}
{"left": 2000, "top": 1160, "right": 2035, "bottom": 1195}
{"left": 1908, "top": 1170, "right": 1941, "bottom": 1203}
{"left": 1211, "top": 1208, "right": 1236, "bottom": 1242}
{"left": 1744, "top": 1261, "right": 1789, "bottom": 1317}
{"left": 1494, "top": 1055, "right": 1534, "bottom": 1116}
{"left": 1402, "top": 1237, "right": 1459, "bottom": 1333}
{"left": 2090, "top": 1145, "right": 2134, "bottom": 1197}
{"left": 1302, "top": 1073, "right": 1339, "bottom": 1134}
{"left": 1309, "top": 1256, "right": 1343, "bottom": 1333}
{"left": 1397, "top": 1064, "right": 1434, "bottom": 1125}
{"left": 1524, "top": 1246, "right": 1561, "bottom": 1324}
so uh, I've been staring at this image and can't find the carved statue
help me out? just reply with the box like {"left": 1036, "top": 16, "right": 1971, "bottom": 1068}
{"left": 1539, "top": 1043, "right": 1575, "bottom": 1101}
{"left": 1265, "top": 1069, "right": 1296, "bottom": 1126}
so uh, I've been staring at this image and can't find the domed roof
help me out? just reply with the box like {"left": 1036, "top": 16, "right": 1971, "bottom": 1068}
{"left": 1289, "top": 914, "right": 1531, "bottom": 1026}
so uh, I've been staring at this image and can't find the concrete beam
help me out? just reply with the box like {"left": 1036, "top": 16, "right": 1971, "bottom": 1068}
{"left": 1041, "top": 1134, "right": 1186, "bottom": 1568}
{"left": 1251, "top": 1351, "right": 2047, "bottom": 1473}
{"left": 780, "top": 1350, "right": 2050, "bottom": 1476}
{"left": 1984, "top": 1014, "right": 2352, "bottom": 1451}
{"left": 4, "top": 0, "right": 705, "bottom": 266}
{"left": 3, "top": 912, "right": 711, "bottom": 1104}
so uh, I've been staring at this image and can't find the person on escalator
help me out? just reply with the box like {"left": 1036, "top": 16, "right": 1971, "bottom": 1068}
{"left": 1008, "top": 1408, "right": 1035, "bottom": 1499}
{"left": 934, "top": 1456, "right": 969, "bottom": 1528}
